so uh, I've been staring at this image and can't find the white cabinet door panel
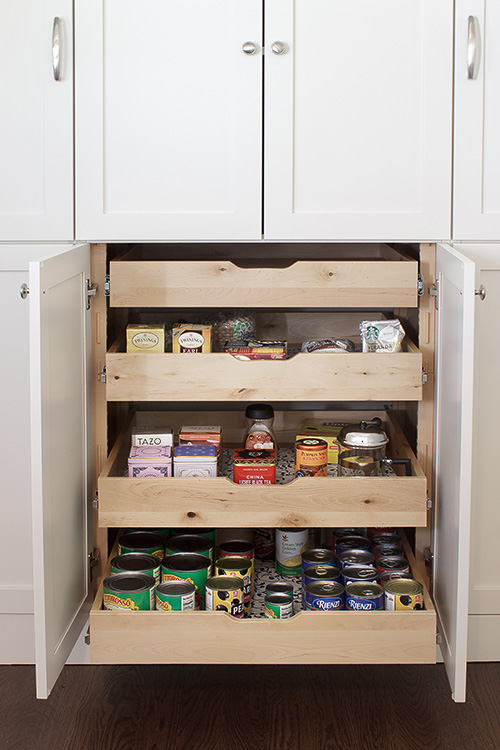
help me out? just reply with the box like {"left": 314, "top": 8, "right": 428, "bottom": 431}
{"left": 76, "top": 0, "right": 262, "bottom": 241}
{"left": 30, "top": 244, "right": 92, "bottom": 698}
{"left": 265, "top": 0, "right": 453, "bottom": 241}
{"left": 0, "top": 2, "right": 73, "bottom": 241}
{"left": 454, "top": 3, "right": 500, "bottom": 240}
{"left": 434, "top": 243, "right": 475, "bottom": 702}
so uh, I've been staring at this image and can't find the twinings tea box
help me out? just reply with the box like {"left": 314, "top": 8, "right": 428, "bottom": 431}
{"left": 172, "top": 324, "right": 212, "bottom": 353}
{"left": 173, "top": 445, "right": 218, "bottom": 478}
{"left": 296, "top": 419, "right": 352, "bottom": 464}
{"left": 128, "top": 446, "right": 172, "bottom": 478}
{"left": 132, "top": 426, "right": 173, "bottom": 448}
{"left": 127, "top": 324, "right": 165, "bottom": 353}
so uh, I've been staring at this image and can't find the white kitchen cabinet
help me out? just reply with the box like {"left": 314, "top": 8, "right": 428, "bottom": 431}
{"left": 0, "top": 2, "right": 73, "bottom": 241}
{"left": 17, "top": 242, "right": 476, "bottom": 702}
{"left": 75, "top": 0, "right": 262, "bottom": 242}
{"left": 454, "top": 4, "right": 500, "bottom": 240}
{"left": 265, "top": 0, "right": 454, "bottom": 242}
{"left": 75, "top": 1, "right": 453, "bottom": 243}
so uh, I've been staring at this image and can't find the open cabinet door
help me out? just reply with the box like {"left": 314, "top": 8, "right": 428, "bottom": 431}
{"left": 433, "top": 243, "right": 475, "bottom": 702}
{"left": 30, "top": 244, "right": 92, "bottom": 698}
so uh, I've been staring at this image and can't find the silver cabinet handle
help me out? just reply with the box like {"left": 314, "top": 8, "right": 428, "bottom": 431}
{"left": 242, "top": 42, "right": 259, "bottom": 55}
{"left": 467, "top": 15, "right": 478, "bottom": 80}
{"left": 271, "top": 41, "right": 287, "bottom": 55}
{"left": 52, "top": 17, "right": 61, "bottom": 81}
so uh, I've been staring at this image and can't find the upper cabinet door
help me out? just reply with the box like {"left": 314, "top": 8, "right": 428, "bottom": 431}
{"left": 264, "top": 0, "right": 453, "bottom": 242}
{"left": 454, "top": 3, "right": 500, "bottom": 240}
{"left": 0, "top": 1, "right": 74, "bottom": 241}
{"left": 76, "top": 0, "right": 262, "bottom": 242}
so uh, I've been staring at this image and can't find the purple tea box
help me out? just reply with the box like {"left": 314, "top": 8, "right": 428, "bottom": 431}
{"left": 128, "top": 445, "right": 172, "bottom": 478}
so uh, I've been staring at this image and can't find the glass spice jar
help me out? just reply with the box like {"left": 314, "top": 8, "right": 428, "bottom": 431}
{"left": 244, "top": 404, "right": 276, "bottom": 450}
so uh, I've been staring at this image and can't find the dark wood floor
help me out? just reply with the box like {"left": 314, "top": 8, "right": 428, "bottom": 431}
{"left": 1, "top": 663, "right": 499, "bottom": 749}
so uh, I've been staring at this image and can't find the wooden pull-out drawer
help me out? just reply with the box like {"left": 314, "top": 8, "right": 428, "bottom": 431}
{"left": 108, "top": 245, "right": 418, "bottom": 308}
{"left": 89, "top": 538, "right": 436, "bottom": 666}
{"left": 97, "top": 410, "right": 428, "bottom": 529}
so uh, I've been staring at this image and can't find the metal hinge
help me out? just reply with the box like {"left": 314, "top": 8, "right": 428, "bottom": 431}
{"left": 88, "top": 548, "right": 100, "bottom": 582}
{"left": 422, "top": 367, "right": 428, "bottom": 385}
{"left": 98, "top": 366, "right": 106, "bottom": 384}
{"left": 424, "top": 546, "right": 434, "bottom": 568}
{"left": 428, "top": 280, "right": 439, "bottom": 309}
{"left": 104, "top": 274, "right": 110, "bottom": 297}
{"left": 84, "top": 627, "right": 90, "bottom": 646}
{"left": 417, "top": 273, "right": 425, "bottom": 296}
{"left": 426, "top": 491, "right": 432, "bottom": 510}
{"left": 86, "top": 279, "right": 98, "bottom": 310}
{"left": 93, "top": 490, "right": 99, "bottom": 510}
{"left": 436, "top": 632, "right": 442, "bottom": 645}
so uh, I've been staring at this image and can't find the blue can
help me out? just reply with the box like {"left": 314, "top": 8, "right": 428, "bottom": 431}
{"left": 301, "top": 548, "right": 336, "bottom": 574}
{"left": 303, "top": 564, "right": 342, "bottom": 588}
{"left": 337, "top": 550, "right": 375, "bottom": 571}
{"left": 335, "top": 535, "right": 371, "bottom": 556}
{"left": 304, "top": 581, "right": 344, "bottom": 611}
{"left": 342, "top": 565, "right": 378, "bottom": 587}
{"left": 345, "top": 582, "right": 384, "bottom": 611}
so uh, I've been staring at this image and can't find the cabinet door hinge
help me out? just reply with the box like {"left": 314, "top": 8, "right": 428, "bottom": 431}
{"left": 428, "top": 280, "right": 439, "bottom": 309}
{"left": 104, "top": 274, "right": 110, "bottom": 297}
{"left": 84, "top": 627, "right": 90, "bottom": 646}
{"left": 426, "top": 491, "right": 432, "bottom": 510}
{"left": 417, "top": 273, "right": 425, "bottom": 297}
{"left": 88, "top": 548, "right": 100, "bottom": 582}
{"left": 86, "top": 279, "right": 98, "bottom": 310}
{"left": 98, "top": 366, "right": 106, "bottom": 384}
{"left": 93, "top": 490, "right": 99, "bottom": 510}
{"left": 436, "top": 631, "right": 442, "bottom": 645}
{"left": 422, "top": 367, "right": 428, "bottom": 385}
{"left": 424, "top": 546, "right": 434, "bottom": 569}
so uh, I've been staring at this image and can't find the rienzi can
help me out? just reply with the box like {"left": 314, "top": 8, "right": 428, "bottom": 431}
{"left": 337, "top": 550, "right": 375, "bottom": 571}
{"left": 205, "top": 575, "right": 244, "bottom": 618}
{"left": 118, "top": 530, "right": 165, "bottom": 559}
{"left": 331, "top": 528, "right": 366, "bottom": 553}
{"left": 342, "top": 565, "right": 378, "bottom": 587}
{"left": 335, "top": 535, "right": 371, "bottom": 556}
{"left": 265, "top": 581, "right": 294, "bottom": 598}
{"left": 369, "top": 531, "right": 401, "bottom": 546}
{"left": 276, "top": 528, "right": 309, "bottom": 576}
{"left": 379, "top": 570, "right": 413, "bottom": 587}
{"left": 166, "top": 534, "right": 214, "bottom": 568}
{"left": 156, "top": 580, "right": 196, "bottom": 611}
{"left": 375, "top": 556, "right": 410, "bottom": 576}
{"left": 161, "top": 552, "right": 212, "bottom": 609}
{"left": 103, "top": 573, "right": 155, "bottom": 611}
{"left": 216, "top": 556, "right": 253, "bottom": 617}
{"left": 304, "top": 581, "right": 344, "bottom": 611}
{"left": 303, "top": 565, "right": 342, "bottom": 588}
{"left": 367, "top": 527, "right": 397, "bottom": 540}
{"left": 264, "top": 593, "right": 294, "bottom": 619}
{"left": 170, "top": 528, "right": 216, "bottom": 545}
{"left": 384, "top": 579, "right": 424, "bottom": 610}
{"left": 345, "top": 582, "right": 384, "bottom": 611}
{"left": 371, "top": 544, "right": 404, "bottom": 561}
{"left": 111, "top": 553, "right": 162, "bottom": 584}
{"left": 301, "top": 548, "right": 336, "bottom": 573}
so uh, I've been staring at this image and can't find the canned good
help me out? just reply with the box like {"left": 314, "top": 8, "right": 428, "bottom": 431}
{"left": 216, "top": 556, "right": 253, "bottom": 617}
{"left": 301, "top": 548, "right": 336, "bottom": 573}
{"left": 103, "top": 573, "right": 155, "bottom": 611}
{"left": 111, "top": 552, "right": 162, "bottom": 584}
{"left": 264, "top": 593, "right": 294, "bottom": 619}
{"left": 367, "top": 527, "right": 397, "bottom": 539}
{"left": 156, "top": 580, "right": 196, "bottom": 611}
{"left": 170, "top": 528, "right": 216, "bottom": 544}
{"left": 331, "top": 528, "right": 365, "bottom": 553}
{"left": 118, "top": 530, "right": 165, "bottom": 559}
{"left": 295, "top": 438, "right": 328, "bottom": 478}
{"left": 218, "top": 539, "right": 255, "bottom": 594}
{"left": 335, "top": 536, "right": 371, "bottom": 556}
{"left": 369, "top": 531, "right": 401, "bottom": 546}
{"left": 371, "top": 544, "right": 404, "bottom": 561}
{"left": 337, "top": 550, "right": 375, "bottom": 571}
{"left": 265, "top": 582, "right": 294, "bottom": 598}
{"left": 375, "top": 556, "right": 411, "bottom": 576}
{"left": 161, "top": 552, "right": 212, "bottom": 609}
{"left": 384, "top": 579, "right": 424, "bottom": 610}
{"left": 205, "top": 575, "right": 244, "bottom": 618}
{"left": 276, "top": 528, "right": 309, "bottom": 576}
{"left": 254, "top": 528, "right": 275, "bottom": 560}
{"left": 165, "top": 534, "right": 213, "bottom": 567}
{"left": 342, "top": 565, "right": 379, "bottom": 587}
{"left": 303, "top": 565, "right": 342, "bottom": 588}
{"left": 345, "top": 582, "right": 384, "bottom": 611}
{"left": 379, "top": 570, "right": 414, "bottom": 587}
{"left": 304, "top": 581, "right": 345, "bottom": 611}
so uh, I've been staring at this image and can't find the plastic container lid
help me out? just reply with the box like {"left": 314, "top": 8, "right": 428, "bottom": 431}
{"left": 245, "top": 403, "right": 274, "bottom": 420}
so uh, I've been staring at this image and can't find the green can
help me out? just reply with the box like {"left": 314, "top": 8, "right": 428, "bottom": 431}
{"left": 156, "top": 581, "right": 196, "bottom": 611}
{"left": 264, "top": 593, "right": 294, "bottom": 619}
{"left": 103, "top": 573, "right": 155, "bottom": 611}
{"left": 170, "top": 528, "right": 216, "bottom": 545}
{"left": 119, "top": 531, "right": 165, "bottom": 560}
{"left": 111, "top": 553, "right": 161, "bottom": 584}
{"left": 126, "top": 527, "right": 170, "bottom": 538}
{"left": 161, "top": 552, "right": 212, "bottom": 609}
{"left": 165, "top": 534, "right": 213, "bottom": 570}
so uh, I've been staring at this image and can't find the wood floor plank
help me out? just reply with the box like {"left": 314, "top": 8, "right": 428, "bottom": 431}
{"left": 1, "top": 664, "right": 500, "bottom": 749}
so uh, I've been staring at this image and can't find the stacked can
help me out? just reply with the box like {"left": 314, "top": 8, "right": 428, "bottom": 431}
{"left": 161, "top": 552, "right": 211, "bottom": 609}
{"left": 216, "top": 556, "right": 253, "bottom": 616}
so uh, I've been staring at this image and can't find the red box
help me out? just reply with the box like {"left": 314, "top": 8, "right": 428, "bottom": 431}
{"left": 233, "top": 449, "right": 276, "bottom": 485}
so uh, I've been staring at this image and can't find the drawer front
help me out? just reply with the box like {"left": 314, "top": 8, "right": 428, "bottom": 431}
{"left": 108, "top": 256, "right": 419, "bottom": 309}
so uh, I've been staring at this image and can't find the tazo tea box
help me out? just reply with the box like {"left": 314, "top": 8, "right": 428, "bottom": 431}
{"left": 127, "top": 324, "right": 165, "bottom": 353}
{"left": 132, "top": 426, "right": 173, "bottom": 448}
{"left": 296, "top": 419, "right": 352, "bottom": 464}
{"left": 172, "top": 324, "right": 212, "bottom": 353}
